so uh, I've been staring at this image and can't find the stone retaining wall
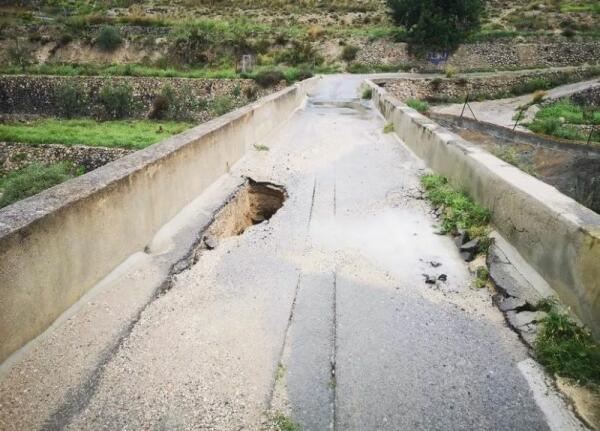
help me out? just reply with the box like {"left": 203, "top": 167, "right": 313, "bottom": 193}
{"left": 377, "top": 66, "right": 600, "bottom": 102}
{"left": 362, "top": 78, "right": 600, "bottom": 340}
{"left": 0, "top": 75, "right": 274, "bottom": 119}
{"left": 355, "top": 38, "right": 600, "bottom": 71}
{"left": 0, "top": 142, "right": 132, "bottom": 173}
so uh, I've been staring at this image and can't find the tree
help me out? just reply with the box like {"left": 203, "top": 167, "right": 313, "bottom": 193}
{"left": 387, "top": 0, "right": 483, "bottom": 50}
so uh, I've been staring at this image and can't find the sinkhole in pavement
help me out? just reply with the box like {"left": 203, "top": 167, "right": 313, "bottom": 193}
{"left": 201, "top": 178, "right": 286, "bottom": 250}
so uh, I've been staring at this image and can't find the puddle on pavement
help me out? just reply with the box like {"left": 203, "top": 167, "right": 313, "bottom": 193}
{"left": 308, "top": 99, "right": 371, "bottom": 119}
{"left": 200, "top": 178, "right": 286, "bottom": 251}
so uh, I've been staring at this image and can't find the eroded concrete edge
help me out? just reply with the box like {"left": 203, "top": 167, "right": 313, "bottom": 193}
{"left": 0, "top": 77, "right": 319, "bottom": 364}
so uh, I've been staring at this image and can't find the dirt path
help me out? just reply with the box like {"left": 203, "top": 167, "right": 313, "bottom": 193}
{"left": 0, "top": 76, "right": 585, "bottom": 431}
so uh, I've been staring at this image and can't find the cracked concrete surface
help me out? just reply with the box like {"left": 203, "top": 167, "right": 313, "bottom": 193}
{"left": 0, "top": 75, "right": 585, "bottom": 430}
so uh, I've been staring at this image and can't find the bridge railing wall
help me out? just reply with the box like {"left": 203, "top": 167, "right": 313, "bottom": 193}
{"left": 362, "top": 79, "right": 600, "bottom": 339}
{"left": 0, "top": 77, "right": 318, "bottom": 364}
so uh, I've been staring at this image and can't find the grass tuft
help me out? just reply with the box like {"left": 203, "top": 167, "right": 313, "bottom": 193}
{"left": 421, "top": 174, "right": 490, "bottom": 236}
{"left": 383, "top": 123, "right": 394, "bottom": 133}
{"left": 406, "top": 98, "right": 429, "bottom": 113}
{"left": 263, "top": 412, "right": 301, "bottom": 431}
{"left": 536, "top": 309, "right": 600, "bottom": 387}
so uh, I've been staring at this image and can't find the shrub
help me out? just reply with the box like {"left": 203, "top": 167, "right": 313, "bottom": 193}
{"left": 0, "top": 162, "right": 83, "bottom": 209}
{"left": 253, "top": 70, "right": 286, "bottom": 87}
{"left": 243, "top": 85, "right": 258, "bottom": 100}
{"left": 7, "top": 38, "right": 33, "bottom": 72}
{"left": 406, "top": 98, "right": 429, "bottom": 113}
{"left": 362, "top": 88, "right": 373, "bottom": 100}
{"left": 431, "top": 77, "right": 443, "bottom": 89}
{"left": 96, "top": 26, "right": 122, "bottom": 51}
{"left": 532, "top": 90, "right": 546, "bottom": 104}
{"left": 341, "top": 45, "right": 360, "bottom": 62}
{"left": 149, "top": 84, "right": 198, "bottom": 121}
{"left": 444, "top": 65, "right": 458, "bottom": 78}
{"left": 210, "top": 95, "right": 235, "bottom": 116}
{"left": 274, "top": 41, "right": 323, "bottom": 66}
{"left": 56, "top": 82, "right": 88, "bottom": 118}
{"left": 99, "top": 83, "right": 136, "bottom": 119}
{"left": 386, "top": 0, "right": 483, "bottom": 49}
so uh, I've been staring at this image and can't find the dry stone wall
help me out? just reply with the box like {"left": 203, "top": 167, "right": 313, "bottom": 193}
{"left": 0, "top": 75, "right": 272, "bottom": 119}
{"left": 0, "top": 142, "right": 132, "bottom": 173}
{"left": 355, "top": 38, "right": 600, "bottom": 71}
{"left": 378, "top": 66, "right": 600, "bottom": 102}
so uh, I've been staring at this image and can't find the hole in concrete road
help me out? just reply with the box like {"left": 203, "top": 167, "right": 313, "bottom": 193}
{"left": 201, "top": 178, "right": 286, "bottom": 250}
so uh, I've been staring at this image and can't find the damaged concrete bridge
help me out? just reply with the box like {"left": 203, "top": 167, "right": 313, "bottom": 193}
{"left": 0, "top": 76, "right": 598, "bottom": 430}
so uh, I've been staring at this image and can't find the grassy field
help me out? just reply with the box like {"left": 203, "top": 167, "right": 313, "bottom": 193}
{"left": 0, "top": 119, "right": 193, "bottom": 149}
{"left": 0, "top": 162, "right": 83, "bottom": 208}
{"left": 526, "top": 99, "right": 600, "bottom": 144}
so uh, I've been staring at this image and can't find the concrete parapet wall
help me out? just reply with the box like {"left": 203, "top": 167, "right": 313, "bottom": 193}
{"left": 0, "top": 77, "right": 317, "bottom": 364}
{"left": 362, "top": 79, "right": 600, "bottom": 338}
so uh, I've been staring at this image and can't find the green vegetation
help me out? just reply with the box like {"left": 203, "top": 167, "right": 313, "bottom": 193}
{"left": 421, "top": 174, "right": 490, "bottom": 239}
{"left": 0, "top": 119, "right": 192, "bottom": 149}
{"left": 406, "top": 98, "right": 429, "bottom": 113}
{"left": 383, "top": 123, "right": 394, "bottom": 133}
{"left": 526, "top": 99, "right": 600, "bottom": 144}
{"left": 99, "top": 83, "right": 137, "bottom": 119}
{"left": 536, "top": 306, "right": 600, "bottom": 387}
{"left": 386, "top": 0, "right": 483, "bottom": 49}
{"left": 340, "top": 45, "right": 360, "bottom": 62}
{"left": 491, "top": 146, "right": 536, "bottom": 176}
{"left": 149, "top": 84, "right": 200, "bottom": 121}
{"left": 263, "top": 413, "right": 301, "bottom": 431}
{"left": 96, "top": 25, "right": 122, "bottom": 51}
{"left": 475, "top": 266, "right": 490, "bottom": 289}
{"left": 0, "top": 162, "right": 84, "bottom": 209}
{"left": 362, "top": 88, "right": 373, "bottom": 100}
{"left": 253, "top": 144, "right": 270, "bottom": 151}
{"left": 210, "top": 95, "right": 235, "bottom": 116}
{"left": 56, "top": 82, "right": 88, "bottom": 118}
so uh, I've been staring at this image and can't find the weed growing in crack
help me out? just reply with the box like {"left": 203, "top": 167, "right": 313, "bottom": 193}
{"left": 263, "top": 412, "right": 301, "bottom": 431}
{"left": 475, "top": 266, "right": 490, "bottom": 289}
{"left": 361, "top": 87, "right": 373, "bottom": 100}
{"left": 276, "top": 363, "right": 286, "bottom": 382}
{"left": 383, "top": 123, "right": 394, "bottom": 133}
{"left": 254, "top": 143, "right": 270, "bottom": 151}
{"left": 536, "top": 307, "right": 600, "bottom": 387}
{"left": 421, "top": 174, "right": 490, "bottom": 237}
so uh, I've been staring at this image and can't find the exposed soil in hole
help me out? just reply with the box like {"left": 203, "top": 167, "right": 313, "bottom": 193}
{"left": 200, "top": 178, "right": 286, "bottom": 251}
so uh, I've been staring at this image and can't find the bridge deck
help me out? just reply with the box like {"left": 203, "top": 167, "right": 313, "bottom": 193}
{"left": 0, "top": 76, "right": 580, "bottom": 430}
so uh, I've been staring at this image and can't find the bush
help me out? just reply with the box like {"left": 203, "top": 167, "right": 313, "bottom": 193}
{"left": 386, "top": 0, "right": 483, "bottom": 49}
{"left": 406, "top": 98, "right": 429, "bottom": 113}
{"left": 274, "top": 41, "right": 323, "bottom": 66}
{"left": 253, "top": 70, "right": 286, "bottom": 88}
{"left": 149, "top": 84, "right": 199, "bottom": 121}
{"left": 0, "top": 162, "right": 83, "bottom": 209}
{"left": 444, "top": 65, "right": 458, "bottom": 78}
{"left": 362, "top": 88, "right": 373, "bottom": 100}
{"left": 7, "top": 38, "right": 33, "bottom": 72}
{"left": 99, "top": 83, "right": 136, "bottom": 119}
{"left": 56, "top": 83, "right": 87, "bottom": 118}
{"left": 532, "top": 90, "right": 546, "bottom": 104}
{"left": 96, "top": 26, "right": 122, "bottom": 51}
{"left": 341, "top": 45, "right": 360, "bottom": 62}
{"left": 210, "top": 95, "right": 235, "bottom": 116}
